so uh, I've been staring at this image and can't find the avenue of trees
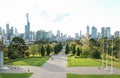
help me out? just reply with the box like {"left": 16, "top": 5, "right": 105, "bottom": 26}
{"left": 65, "top": 37, "right": 120, "bottom": 59}
{"left": 4, "top": 37, "right": 63, "bottom": 60}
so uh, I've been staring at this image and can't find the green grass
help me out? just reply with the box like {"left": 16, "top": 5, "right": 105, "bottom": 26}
{"left": 95, "top": 59, "right": 120, "bottom": 69}
{"left": 68, "top": 57, "right": 101, "bottom": 67}
{"left": 67, "top": 74, "right": 120, "bottom": 78}
{"left": 5, "top": 56, "right": 50, "bottom": 66}
{"left": 0, "top": 73, "right": 32, "bottom": 78}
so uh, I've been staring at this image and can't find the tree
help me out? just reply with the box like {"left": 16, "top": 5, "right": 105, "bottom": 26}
{"left": 54, "top": 43, "right": 62, "bottom": 54}
{"left": 89, "top": 38, "right": 99, "bottom": 57}
{"left": 54, "top": 45, "right": 58, "bottom": 54}
{"left": 46, "top": 45, "right": 51, "bottom": 55}
{"left": 82, "top": 46, "right": 90, "bottom": 58}
{"left": 29, "top": 44, "right": 39, "bottom": 57}
{"left": 41, "top": 45, "right": 45, "bottom": 56}
{"left": 77, "top": 47, "right": 81, "bottom": 56}
{"left": 114, "top": 37, "right": 120, "bottom": 58}
{"left": 72, "top": 44, "right": 76, "bottom": 55}
{"left": 65, "top": 44, "right": 69, "bottom": 54}
{"left": 25, "top": 52, "right": 30, "bottom": 57}
{"left": 8, "top": 37, "right": 28, "bottom": 59}
{"left": 91, "top": 50, "right": 101, "bottom": 59}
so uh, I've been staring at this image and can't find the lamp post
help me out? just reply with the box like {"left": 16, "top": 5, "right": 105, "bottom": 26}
{"left": 105, "top": 41, "right": 108, "bottom": 70}
{"left": 110, "top": 37, "right": 114, "bottom": 74}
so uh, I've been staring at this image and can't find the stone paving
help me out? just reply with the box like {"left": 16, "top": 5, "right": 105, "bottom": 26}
{"left": 0, "top": 49, "right": 120, "bottom": 78}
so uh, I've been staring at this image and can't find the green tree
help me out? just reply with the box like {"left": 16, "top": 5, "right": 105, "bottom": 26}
{"left": 72, "top": 44, "right": 76, "bottom": 55}
{"left": 41, "top": 45, "right": 45, "bottom": 56}
{"left": 89, "top": 38, "right": 99, "bottom": 57}
{"left": 54, "top": 45, "right": 58, "bottom": 54}
{"left": 91, "top": 50, "right": 101, "bottom": 59}
{"left": 29, "top": 44, "right": 39, "bottom": 57}
{"left": 65, "top": 44, "right": 69, "bottom": 54}
{"left": 114, "top": 37, "right": 120, "bottom": 58}
{"left": 77, "top": 47, "right": 81, "bottom": 56}
{"left": 8, "top": 37, "right": 28, "bottom": 59}
{"left": 25, "top": 52, "right": 30, "bottom": 57}
{"left": 46, "top": 45, "right": 51, "bottom": 55}
{"left": 82, "top": 46, "right": 90, "bottom": 58}
{"left": 54, "top": 43, "right": 62, "bottom": 54}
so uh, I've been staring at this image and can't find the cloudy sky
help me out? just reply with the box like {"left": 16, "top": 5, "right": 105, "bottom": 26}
{"left": 0, "top": 0, "right": 120, "bottom": 36}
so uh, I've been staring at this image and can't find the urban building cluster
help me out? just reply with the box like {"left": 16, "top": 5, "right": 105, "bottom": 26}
{"left": 0, "top": 13, "right": 120, "bottom": 45}
{"left": 0, "top": 13, "right": 70, "bottom": 45}
{"left": 75, "top": 25, "right": 120, "bottom": 40}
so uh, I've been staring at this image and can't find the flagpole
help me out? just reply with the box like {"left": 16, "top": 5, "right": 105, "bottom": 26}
{"left": 105, "top": 41, "right": 108, "bottom": 70}
{"left": 102, "top": 40, "right": 104, "bottom": 68}
{"left": 110, "top": 37, "right": 114, "bottom": 74}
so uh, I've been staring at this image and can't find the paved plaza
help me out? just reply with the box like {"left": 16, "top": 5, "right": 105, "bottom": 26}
{"left": 0, "top": 49, "right": 120, "bottom": 78}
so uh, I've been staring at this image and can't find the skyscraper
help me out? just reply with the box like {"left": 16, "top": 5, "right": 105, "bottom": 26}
{"left": 86, "top": 25, "right": 90, "bottom": 38}
{"left": 106, "top": 27, "right": 111, "bottom": 39}
{"left": 0, "top": 27, "right": 2, "bottom": 35}
{"left": 6, "top": 23, "right": 10, "bottom": 41}
{"left": 114, "top": 31, "right": 120, "bottom": 38}
{"left": 87, "top": 25, "right": 89, "bottom": 35}
{"left": 25, "top": 13, "right": 30, "bottom": 41}
{"left": 80, "top": 30, "right": 82, "bottom": 38}
{"left": 57, "top": 30, "right": 60, "bottom": 38}
{"left": 91, "top": 26, "right": 97, "bottom": 40}
{"left": 101, "top": 27, "right": 106, "bottom": 38}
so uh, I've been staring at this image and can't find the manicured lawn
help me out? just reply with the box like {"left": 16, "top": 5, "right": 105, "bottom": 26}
{"left": 95, "top": 59, "right": 120, "bottom": 69}
{"left": 0, "top": 73, "right": 32, "bottom": 78}
{"left": 5, "top": 56, "right": 50, "bottom": 66}
{"left": 68, "top": 57, "right": 101, "bottom": 67}
{"left": 67, "top": 74, "right": 120, "bottom": 78}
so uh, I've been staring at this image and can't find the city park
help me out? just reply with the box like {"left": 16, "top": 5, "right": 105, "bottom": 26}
{"left": 0, "top": 36, "right": 120, "bottom": 78}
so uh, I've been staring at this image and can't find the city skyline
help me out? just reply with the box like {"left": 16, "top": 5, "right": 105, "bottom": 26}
{"left": 0, "top": 0, "right": 120, "bottom": 37}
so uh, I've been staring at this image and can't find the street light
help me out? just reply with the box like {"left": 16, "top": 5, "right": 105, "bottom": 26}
{"left": 110, "top": 37, "right": 114, "bottom": 74}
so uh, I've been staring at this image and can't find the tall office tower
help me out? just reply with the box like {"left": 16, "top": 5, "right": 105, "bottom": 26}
{"left": 14, "top": 28, "right": 18, "bottom": 36}
{"left": 0, "top": 27, "right": 2, "bottom": 35}
{"left": 80, "top": 30, "right": 82, "bottom": 38}
{"left": 87, "top": 25, "right": 90, "bottom": 36}
{"left": 6, "top": 23, "right": 10, "bottom": 41}
{"left": 114, "top": 31, "right": 120, "bottom": 38}
{"left": 36, "top": 30, "right": 45, "bottom": 41}
{"left": 25, "top": 13, "right": 30, "bottom": 41}
{"left": 75, "top": 33, "right": 79, "bottom": 40}
{"left": 91, "top": 26, "right": 97, "bottom": 40}
{"left": 106, "top": 27, "right": 111, "bottom": 39}
{"left": 10, "top": 27, "right": 14, "bottom": 36}
{"left": 101, "top": 27, "right": 106, "bottom": 38}
{"left": 57, "top": 30, "right": 60, "bottom": 37}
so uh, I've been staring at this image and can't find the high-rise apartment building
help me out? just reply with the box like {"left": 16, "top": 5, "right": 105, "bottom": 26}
{"left": 6, "top": 23, "right": 10, "bottom": 41}
{"left": 91, "top": 26, "right": 97, "bottom": 40}
{"left": 87, "top": 25, "right": 89, "bottom": 35}
{"left": 106, "top": 27, "right": 111, "bottom": 39}
{"left": 101, "top": 27, "right": 106, "bottom": 38}
{"left": 114, "top": 31, "right": 120, "bottom": 38}
{"left": 57, "top": 30, "right": 60, "bottom": 38}
{"left": 86, "top": 25, "right": 90, "bottom": 39}
{"left": 25, "top": 13, "right": 30, "bottom": 41}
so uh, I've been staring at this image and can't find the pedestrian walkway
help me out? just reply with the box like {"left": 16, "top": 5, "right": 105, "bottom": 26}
{"left": 30, "top": 49, "right": 67, "bottom": 78}
{"left": 67, "top": 67, "right": 120, "bottom": 75}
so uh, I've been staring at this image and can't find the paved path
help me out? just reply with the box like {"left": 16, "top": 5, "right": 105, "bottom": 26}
{"left": 67, "top": 67, "right": 120, "bottom": 74}
{"left": 30, "top": 49, "right": 67, "bottom": 78}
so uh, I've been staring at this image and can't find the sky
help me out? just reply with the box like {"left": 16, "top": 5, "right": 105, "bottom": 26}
{"left": 0, "top": 0, "right": 120, "bottom": 37}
